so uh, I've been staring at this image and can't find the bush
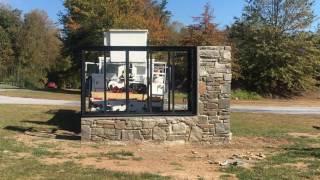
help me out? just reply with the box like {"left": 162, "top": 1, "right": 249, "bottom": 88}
{"left": 231, "top": 89, "right": 262, "bottom": 100}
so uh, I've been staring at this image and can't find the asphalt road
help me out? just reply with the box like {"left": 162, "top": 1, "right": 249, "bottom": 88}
{"left": 1, "top": 95, "right": 320, "bottom": 115}
{"left": 231, "top": 105, "right": 320, "bottom": 115}
{"left": 0, "top": 95, "right": 80, "bottom": 106}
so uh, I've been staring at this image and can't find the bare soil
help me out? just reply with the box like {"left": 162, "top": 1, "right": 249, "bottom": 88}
{"left": 288, "top": 132, "right": 320, "bottom": 139}
{"left": 14, "top": 134, "right": 289, "bottom": 179}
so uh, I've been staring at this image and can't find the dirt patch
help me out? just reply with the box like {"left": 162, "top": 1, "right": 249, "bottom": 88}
{"left": 274, "top": 162, "right": 310, "bottom": 171}
{"left": 12, "top": 133, "right": 288, "bottom": 179}
{"left": 283, "top": 162, "right": 310, "bottom": 170}
{"left": 288, "top": 132, "right": 320, "bottom": 139}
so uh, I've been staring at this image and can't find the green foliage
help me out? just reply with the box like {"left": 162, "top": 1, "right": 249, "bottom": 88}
{"left": 243, "top": 0, "right": 315, "bottom": 32}
{"left": 17, "top": 10, "right": 63, "bottom": 88}
{"left": 231, "top": 89, "right": 262, "bottom": 100}
{"left": 0, "top": 5, "right": 67, "bottom": 88}
{"left": 229, "top": 0, "right": 320, "bottom": 96}
{"left": 0, "top": 5, "right": 22, "bottom": 83}
{"left": 60, "top": 0, "right": 172, "bottom": 88}
{"left": 0, "top": 26, "right": 13, "bottom": 73}
{"left": 61, "top": 0, "right": 171, "bottom": 46}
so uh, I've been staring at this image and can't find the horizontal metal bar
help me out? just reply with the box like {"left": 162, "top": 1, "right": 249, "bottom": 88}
{"left": 80, "top": 46, "right": 196, "bottom": 52}
{"left": 81, "top": 112, "right": 197, "bottom": 118}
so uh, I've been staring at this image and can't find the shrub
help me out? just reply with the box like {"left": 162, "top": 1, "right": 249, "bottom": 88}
{"left": 231, "top": 89, "right": 262, "bottom": 100}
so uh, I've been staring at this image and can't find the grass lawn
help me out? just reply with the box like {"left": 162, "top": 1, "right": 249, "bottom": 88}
{"left": 0, "top": 104, "right": 320, "bottom": 179}
{"left": 0, "top": 83, "right": 19, "bottom": 89}
{"left": 0, "top": 89, "right": 80, "bottom": 101}
{"left": 225, "top": 113, "right": 320, "bottom": 180}
{"left": 232, "top": 112, "right": 320, "bottom": 137}
{"left": 0, "top": 105, "right": 166, "bottom": 180}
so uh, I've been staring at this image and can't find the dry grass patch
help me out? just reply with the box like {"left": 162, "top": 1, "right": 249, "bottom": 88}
{"left": 1, "top": 105, "right": 320, "bottom": 179}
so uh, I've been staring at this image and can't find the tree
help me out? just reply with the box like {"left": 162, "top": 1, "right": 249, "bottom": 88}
{"left": 17, "top": 10, "right": 62, "bottom": 88}
{"left": 314, "top": 26, "right": 320, "bottom": 87}
{"left": 180, "top": 2, "right": 227, "bottom": 46}
{"left": 0, "top": 4, "right": 22, "bottom": 82}
{"left": 229, "top": 0, "right": 320, "bottom": 96}
{"left": 61, "top": 0, "right": 171, "bottom": 48}
{"left": 60, "top": 0, "right": 172, "bottom": 87}
{"left": 0, "top": 27, "right": 13, "bottom": 75}
{"left": 167, "top": 21, "right": 184, "bottom": 45}
{"left": 243, "top": 0, "right": 315, "bottom": 33}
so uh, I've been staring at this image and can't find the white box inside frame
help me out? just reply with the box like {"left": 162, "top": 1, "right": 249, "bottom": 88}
{"left": 104, "top": 29, "right": 148, "bottom": 63}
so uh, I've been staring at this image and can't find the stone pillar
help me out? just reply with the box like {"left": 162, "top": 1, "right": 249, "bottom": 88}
{"left": 198, "top": 46, "right": 232, "bottom": 143}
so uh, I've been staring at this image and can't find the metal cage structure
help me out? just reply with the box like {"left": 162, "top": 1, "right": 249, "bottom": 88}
{"left": 81, "top": 46, "right": 197, "bottom": 117}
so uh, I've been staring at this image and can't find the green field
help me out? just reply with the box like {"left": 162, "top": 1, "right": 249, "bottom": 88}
{"left": 225, "top": 113, "right": 320, "bottom": 180}
{"left": 0, "top": 104, "right": 320, "bottom": 179}
{"left": 0, "top": 105, "right": 166, "bottom": 180}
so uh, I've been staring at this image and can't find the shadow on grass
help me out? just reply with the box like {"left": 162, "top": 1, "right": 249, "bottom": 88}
{"left": 313, "top": 126, "right": 320, "bottom": 130}
{"left": 284, "top": 147, "right": 320, "bottom": 159}
{"left": 5, "top": 109, "right": 81, "bottom": 140}
{"left": 4, "top": 126, "right": 32, "bottom": 133}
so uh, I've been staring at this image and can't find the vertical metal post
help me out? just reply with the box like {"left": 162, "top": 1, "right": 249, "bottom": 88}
{"left": 193, "top": 47, "right": 198, "bottom": 114}
{"left": 103, "top": 50, "right": 107, "bottom": 113}
{"left": 146, "top": 51, "right": 150, "bottom": 112}
{"left": 167, "top": 51, "right": 171, "bottom": 111}
{"left": 81, "top": 50, "right": 86, "bottom": 115}
{"left": 125, "top": 50, "right": 130, "bottom": 112}
{"left": 171, "top": 52, "right": 175, "bottom": 112}
{"left": 149, "top": 52, "right": 153, "bottom": 112}
{"left": 187, "top": 50, "right": 192, "bottom": 111}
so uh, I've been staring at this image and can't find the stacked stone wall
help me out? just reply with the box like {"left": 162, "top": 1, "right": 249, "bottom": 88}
{"left": 197, "top": 46, "right": 232, "bottom": 141}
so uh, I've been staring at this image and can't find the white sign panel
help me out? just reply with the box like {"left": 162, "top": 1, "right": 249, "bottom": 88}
{"left": 104, "top": 30, "right": 148, "bottom": 63}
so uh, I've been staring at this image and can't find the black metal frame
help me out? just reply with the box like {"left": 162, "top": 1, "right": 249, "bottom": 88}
{"left": 80, "top": 46, "right": 197, "bottom": 117}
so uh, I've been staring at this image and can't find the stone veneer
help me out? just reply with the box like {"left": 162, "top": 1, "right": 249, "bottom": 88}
{"left": 81, "top": 46, "right": 232, "bottom": 143}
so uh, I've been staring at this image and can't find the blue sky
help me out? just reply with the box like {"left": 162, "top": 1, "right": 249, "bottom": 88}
{"left": 167, "top": 0, "right": 245, "bottom": 28}
{"left": 1, "top": 0, "right": 320, "bottom": 30}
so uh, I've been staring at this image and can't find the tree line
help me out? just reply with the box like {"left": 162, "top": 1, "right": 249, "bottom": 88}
{"left": 0, "top": 0, "right": 319, "bottom": 97}
{"left": 0, "top": 7, "right": 66, "bottom": 88}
